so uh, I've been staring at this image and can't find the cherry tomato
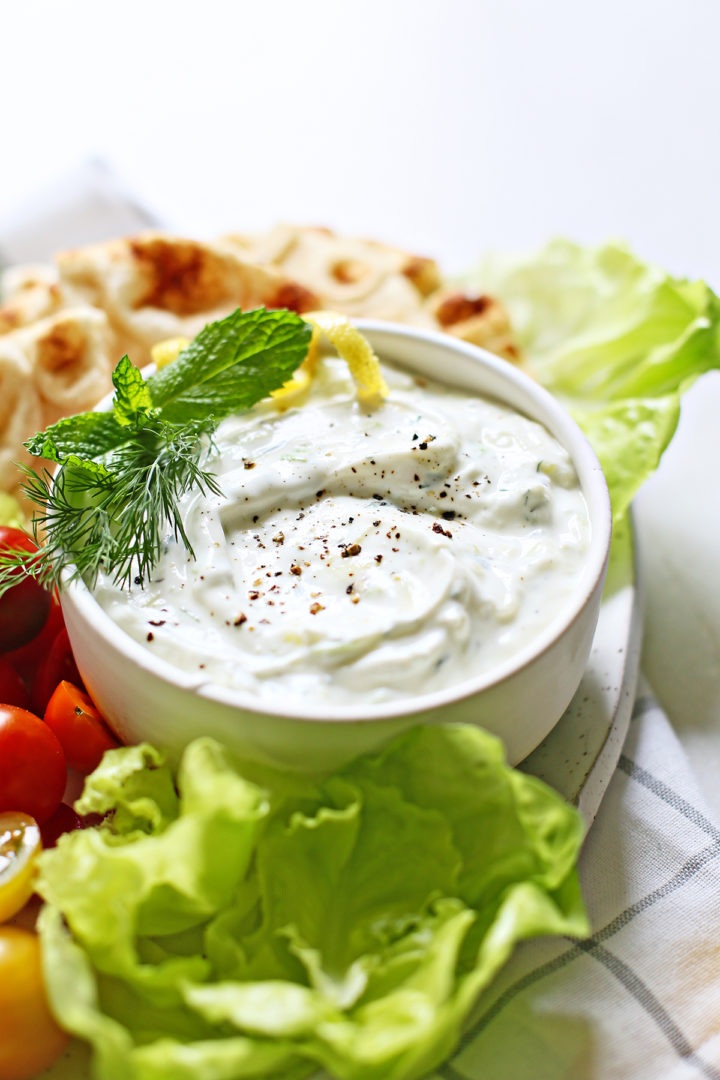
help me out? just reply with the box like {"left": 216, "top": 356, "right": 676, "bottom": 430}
{"left": 30, "top": 629, "right": 84, "bottom": 716}
{"left": 39, "top": 803, "right": 82, "bottom": 850}
{"left": 0, "top": 656, "right": 29, "bottom": 709}
{"left": 0, "top": 706, "right": 66, "bottom": 824}
{"left": 0, "top": 812, "right": 41, "bottom": 923}
{"left": 0, "top": 926, "right": 69, "bottom": 1079}
{"left": 0, "top": 527, "right": 51, "bottom": 652}
{"left": 2, "top": 598, "right": 65, "bottom": 692}
{"left": 44, "top": 681, "right": 119, "bottom": 775}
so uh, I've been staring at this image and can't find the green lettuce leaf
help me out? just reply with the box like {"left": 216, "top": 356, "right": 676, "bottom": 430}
{"left": 37, "top": 725, "right": 587, "bottom": 1080}
{"left": 459, "top": 239, "right": 720, "bottom": 524}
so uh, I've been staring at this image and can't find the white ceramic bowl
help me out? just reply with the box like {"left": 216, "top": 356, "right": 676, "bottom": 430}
{"left": 60, "top": 321, "right": 612, "bottom": 772}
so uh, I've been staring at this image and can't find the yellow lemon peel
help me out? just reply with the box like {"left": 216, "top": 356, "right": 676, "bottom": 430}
{"left": 270, "top": 345, "right": 319, "bottom": 409}
{"left": 302, "top": 311, "right": 389, "bottom": 408}
{"left": 150, "top": 337, "right": 191, "bottom": 369}
{"left": 272, "top": 311, "right": 389, "bottom": 410}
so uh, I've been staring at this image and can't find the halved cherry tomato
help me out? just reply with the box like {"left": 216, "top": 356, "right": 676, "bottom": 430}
{"left": 0, "top": 926, "right": 69, "bottom": 1079}
{"left": 2, "top": 598, "right": 65, "bottom": 692}
{"left": 44, "top": 681, "right": 119, "bottom": 775}
{"left": 0, "top": 706, "right": 66, "bottom": 824}
{"left": 0, "top": 656, "right": 29, "bottom": 709}
{"left": 39, "top": 803, "right": 82, "bottom": 850}
{"left": 0, "top": 812, "right": 41, "bottom": 923}
{"left": 30, "top": 628, "right": 84, "bottom": 716}
{"left": 0, "top": 527, "right": 51, "bottom": 652}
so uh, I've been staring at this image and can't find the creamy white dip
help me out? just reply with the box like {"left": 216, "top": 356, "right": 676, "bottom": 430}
{"left": 92, "top": 354, "right": 590, "bottom": 705}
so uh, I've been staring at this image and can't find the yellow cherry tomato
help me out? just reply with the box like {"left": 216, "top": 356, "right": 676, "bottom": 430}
{"left": 0, "top": 926, "right": 69, "bottom": 1080}
{"left": 0, "top": 813, "right": 41, "bottom": 923}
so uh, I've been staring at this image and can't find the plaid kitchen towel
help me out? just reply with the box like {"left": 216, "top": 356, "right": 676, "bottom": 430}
{"left": 424, "top": 679, "right": 720, "bottom": 1080}
{"left": 4, "top": 171, "right": 718, "bottom": 1080}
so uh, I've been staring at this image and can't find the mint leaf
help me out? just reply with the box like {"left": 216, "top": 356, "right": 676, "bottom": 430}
{"left": 112, "top": 356, "right": 154, "bottom": 426}
{"left": 147, "top": 307, "right": 312, "bottom": 413}
{"left": 158, "top": 340, "right": 309, "bottom": 424}
{"left": 16, "top": 306, "right": 312, "bottom": 593}
{"left": 24, "top": 412, "right": 127, "bottom": 463}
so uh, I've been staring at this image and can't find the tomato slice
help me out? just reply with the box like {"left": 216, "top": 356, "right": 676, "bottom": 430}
{"left": 0, "top": 813, "right": 41, "bottom": 924}
{"left": 0, "top": 706, "right": 66, "bottom": 824}
{"left": 44, "top": 681, "right": 119, "bottom": 775}
{"left": 0, "top": 926, "right": 69, "bottom": 1079}
{"left": 0, "top": 527, "right": 51, "bottom": 652}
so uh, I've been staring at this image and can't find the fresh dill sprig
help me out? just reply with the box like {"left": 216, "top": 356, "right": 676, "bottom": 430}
{"left": 6, "top": 420, "right": 222, "bottom": 593}
{"left": 0, "top": 307, "right": 312, "bottom": 598}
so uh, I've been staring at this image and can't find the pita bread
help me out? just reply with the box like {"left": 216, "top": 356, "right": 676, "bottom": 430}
{"left": 425, "top": 288, "right": 520, "bottom": 362}
{"left": 221, "top": 225, "right": 441, "bottom": 326}
{"left": 0, "top": 337, "right": 43, "bottom": 493}
{"left": 17, "top": 307, "right": 114, "bottom": 426}
{"left": 0, "top": 306, "right": 115, "bottom": 496}
{"left": 0, "top": 225, "right": 521, "bottom": 502}
{"left": 56, "top": 232, "right": 320, "bottom": 367}
{"left": 0, "top": 264, "right": 64, "bottom": 335}
{"left": 221, "top": 226, "right": 520, "bottom": 359}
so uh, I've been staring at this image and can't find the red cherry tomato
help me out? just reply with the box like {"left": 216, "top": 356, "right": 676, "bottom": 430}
{"left": 44, "top": 681, "right": 119, "bottom": 775}
{"left": 0, "top": 705, "right": 66, "bottom": 824}
{"left": 3, "top": 598, "right": 65, "bottom": 691}
{"left": 0, "top": 655, "right": 30, "bottom": 709}
{"left": 30, "top": 629, "right": 84, "bottom": 716}
{"left": 39, "top": 803, "right": 83, "bottom": 849}
{"left": 0, "top": 527, "right": 51, "bottom": 652}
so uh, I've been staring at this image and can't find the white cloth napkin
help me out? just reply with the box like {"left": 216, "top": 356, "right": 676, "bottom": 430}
{"left": 0, "top": 160, "right": 160, "bottom": 269}
{"left": 424, "top": 679, "right": 720, "bottom": 1080}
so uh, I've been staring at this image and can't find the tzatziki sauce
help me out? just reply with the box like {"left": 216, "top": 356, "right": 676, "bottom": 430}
{"left": 92, "top": 354, "right": 590, "bottom": 705}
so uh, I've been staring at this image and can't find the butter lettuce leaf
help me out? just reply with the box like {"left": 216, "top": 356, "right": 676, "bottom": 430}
{"left": 460, "top": 239, "right": 720, "bottom": 523}
{"left": 37, "top": 726, "right": 587, "bottom": 1080}
{"left": 571, "top": 395, "right": 682, "bottom": 524}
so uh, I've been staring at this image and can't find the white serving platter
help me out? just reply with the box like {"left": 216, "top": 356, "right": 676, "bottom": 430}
{"left": 522, "top": 516, "right": 642, "bottom": 827}
{"left": 36, "top": 519, "right": 641, "bottom": 1080}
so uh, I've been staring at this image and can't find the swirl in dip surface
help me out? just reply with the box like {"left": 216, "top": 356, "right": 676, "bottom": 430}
{"left": 92, "top": 353, "right": 590, "bottom": 705}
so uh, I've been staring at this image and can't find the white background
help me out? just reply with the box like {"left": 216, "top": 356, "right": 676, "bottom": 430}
{"left": 1, "top": 0, "right": 719, "bottom": 809}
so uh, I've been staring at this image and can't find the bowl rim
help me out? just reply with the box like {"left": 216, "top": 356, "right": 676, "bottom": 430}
{"left": 62, "top": 318, "right": 612, "bottom": 724}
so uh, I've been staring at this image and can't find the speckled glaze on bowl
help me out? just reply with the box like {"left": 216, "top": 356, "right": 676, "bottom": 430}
{"left": 60, "top": 321, "right": 612, "bottom": 772}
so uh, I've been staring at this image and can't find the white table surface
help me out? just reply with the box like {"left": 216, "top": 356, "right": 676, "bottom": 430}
{"left": 1, "top": 0, "right": 719, "bottom": 820}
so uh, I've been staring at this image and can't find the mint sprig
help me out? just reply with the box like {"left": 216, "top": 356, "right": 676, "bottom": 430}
{"left": 0, "top": 307, "right": 312, "bottom": 596}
